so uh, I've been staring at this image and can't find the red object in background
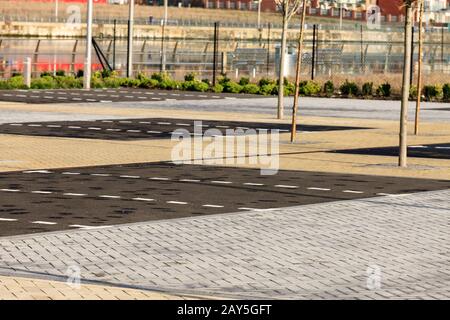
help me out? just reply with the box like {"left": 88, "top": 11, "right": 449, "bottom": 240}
{"left": 28, "top": 0, "right": 107, "bottom": 3}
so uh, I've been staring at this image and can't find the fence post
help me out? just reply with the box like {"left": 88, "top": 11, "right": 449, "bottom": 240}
{"left": 311, "top": 24, "right": 317, "bottom": 80}
{"left": 221, "top": 51, "right": 227, "bottom": 75}
{"left": 24, "top": 57, "right": 32, "bottom": 88}
{"left": 212, "top": 22, "right": 219, "bottom": 86}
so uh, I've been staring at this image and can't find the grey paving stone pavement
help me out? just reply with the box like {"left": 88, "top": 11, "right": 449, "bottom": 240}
{"left": 0, "top": 189, "right": 449, "bottom": 299}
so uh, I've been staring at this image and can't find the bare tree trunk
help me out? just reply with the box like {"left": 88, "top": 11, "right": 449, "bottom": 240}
{"left": 290, "top": 0, "right": 307, "bottom": 143}
{"left": 277, "top": 10, "right": 289, "bottom": 120}
{"left": 399, "top": 3, "right": 413, "bottom": 168}
{"left": 414, "top": 0, "right": 424, "bottom": 135}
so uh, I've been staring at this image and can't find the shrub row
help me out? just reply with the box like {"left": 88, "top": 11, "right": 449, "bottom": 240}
{"left": 1, "top": 72, "right": 449, "bottom": 102}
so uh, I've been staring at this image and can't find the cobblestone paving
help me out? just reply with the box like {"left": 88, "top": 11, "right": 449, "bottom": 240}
{"left": 0, "top": 190, "right": 449, "bottom": 299}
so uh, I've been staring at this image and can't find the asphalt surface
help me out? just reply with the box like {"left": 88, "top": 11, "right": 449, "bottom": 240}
{"left": 0, "top": 88, "right": 262, "bottom": 104}
{"left": 333, "top": 143, "right": 450, "bottom": 160}
{"left": 0, "top": 118, "right": 367, "bottom": 141}
{"left": 0, "top": 162, "right": 448, "bottom": 237}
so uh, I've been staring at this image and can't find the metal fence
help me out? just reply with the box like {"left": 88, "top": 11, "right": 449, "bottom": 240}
{"left": 0, "top": 32, "right": 448, "bottom": 80}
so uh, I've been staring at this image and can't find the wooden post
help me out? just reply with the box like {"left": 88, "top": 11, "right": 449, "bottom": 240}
{"left": 414, "top": 0, "right": 424, "bottom": 136}
{"left": 290, "top": 0, "right": 307, "bottom": 143}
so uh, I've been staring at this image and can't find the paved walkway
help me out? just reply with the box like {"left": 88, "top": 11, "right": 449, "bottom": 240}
{"left": 0, "top": 275, "right": 192, "bottom": 300}
{"left": 1, "top": 189, "right": 449, "bottom": 299}
{"left": 105, "top": 97, "right": 450, "bottom": 122}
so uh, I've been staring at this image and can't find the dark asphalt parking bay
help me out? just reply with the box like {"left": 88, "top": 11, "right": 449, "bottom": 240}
{"left": 0, "top": 118, "right": 369, "bottom": 141}
{"left": 0, "top": 88, "right": 263, "bottom": 104}
{"left": 0, "top": 162, "right": 448, "bottom": 237}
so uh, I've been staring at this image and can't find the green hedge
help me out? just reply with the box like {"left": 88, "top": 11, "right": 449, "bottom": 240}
{"left": 1, "top": 73, "right": 449, "bottom": 102}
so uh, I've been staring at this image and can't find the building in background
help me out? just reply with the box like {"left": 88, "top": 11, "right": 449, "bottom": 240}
{"left": 25, "top": 0, "right": 449, "bottom": 24}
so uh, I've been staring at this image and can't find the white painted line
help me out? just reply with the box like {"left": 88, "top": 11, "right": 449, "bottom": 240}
{"left": 376, "top": 193, "right": 410, "bottom": 197}
{"left": 179, "top": 179, "right": 200, "bottom": 183}
{"left": 99, "top": 195, "right": 121, "bottom": 199}
{"left": 72, "top": 98, "right": 82, "bottom": 101}
{"left": 0, "top": 189, "right": 20, "bottom": 192}
{"left": 47, "top": 125, "right": 61, "bottom": 128}
{"left": 68, "top": 126, "right": 81, "bottom": 129}
{"left": 86, "top": 99, "right": 97, "bottom": 102}
{"left": 28, "top": 124, "right": 42, "bottom": 127}
{"left": 9, "top": 124, "right": 23, "bottom": 126}
{"left": 216, "top": 125, "right": 230, "bottom": 129}
{"left": 101, "top": 120, "right": 114, "bottom": 123}
{"left": 150, "top": 177, "right": 170, "bottom": 181}
{"left": 0, "top": 218, "right": 18, "bottom": 222}
{"left": 139, "top": 121, "right": 151, "bottom": 124}
{"left": 275, "top": 185, "right": 299, "bottom": 189}
{"left": 126, "top": 130, "right": 141, "bottom": 133}
{"left": 100, "top": 100, "right": 113, "bottom": 103}
{"left": 307, "top": 187, "right": 331, "bottom": 191}
{"left": 157, "top": 122, "right": 172, "bottom": 125}
{"left": 88, "top": 127, "right": 102, "bottom": 130}
{"left": 243, "top": 183, "right": 264, "bottom": 186}
{"left": 132, "top": 197, "right": 155, "bottom": 202}
{"left": 32, "top": 221, "right": 57, "bottom": 225}
{"left": 120, "top": 175, "right": 140, "bottom": 179}
{"left": 31, "top": 191, "right": 53, "bottom": 194}
{"left": 435, "top": 146, "right": 450, "bottom": 149}
{"left": 63, "top": 193, "right": 87, "bottom": 197}
{"left": 343, "top": 190, "right": 364, "bottom": 194}
{"left": 119, "top": 121, "right": 132, "bottom": 123}
{"left": 238, "top": 207, "right": 263, "bottom": 211}
{"left": 91, "top": 173, "right": 111, "bottom": 177}
{"left": 23, "top": 170, "right": 51, "bottom": 174}
{"left": 176, "top": 123, "right": 191, "bottom": 126}
{"left": 409, "top": 145, "right": 427, "bottom": 148}
{"left": 62, "top": 172, "right": 80, "bottom": 175}
{"left": 167, "top": 201, "right": 188, "bottom": 205}
{"left": 147, "top": 131, "right": 162, "bottom": 134}
{"left": 106, "top": 129, "right": 121, "bottom": 132}
{"left": 211, "top": 180, "right": 232, "bottom": 184}
{"left": 69, "top": 224, "right": 105, "bottom": 229}
{"left": 202, "top": 204, "right": 224, "bottom": 208}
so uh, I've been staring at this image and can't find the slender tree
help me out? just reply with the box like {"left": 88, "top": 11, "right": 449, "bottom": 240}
{"left": 290, "top": 0, "right": 308, "bottom": 143}
{"left": 399, "top": 0, "right": 417, "bottom": 167}
{"left": 275, "top": 0, "right": 303, "bottom": 120}
{"left": 414, "top": 0, "right": 424, "bottom": 135}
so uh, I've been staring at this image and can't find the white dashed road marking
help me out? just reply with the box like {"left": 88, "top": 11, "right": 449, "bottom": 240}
{"left": 307, "top": 187, "right": 331, "bottom": 191}
{"left": 166, "top": 201, "right": 188, "bottom": 205}
{"left": 275, "top": 185, "right": 299, "bottom": 189}
{"left": 32, "top": 221, "right": 57, "bottom": 225}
